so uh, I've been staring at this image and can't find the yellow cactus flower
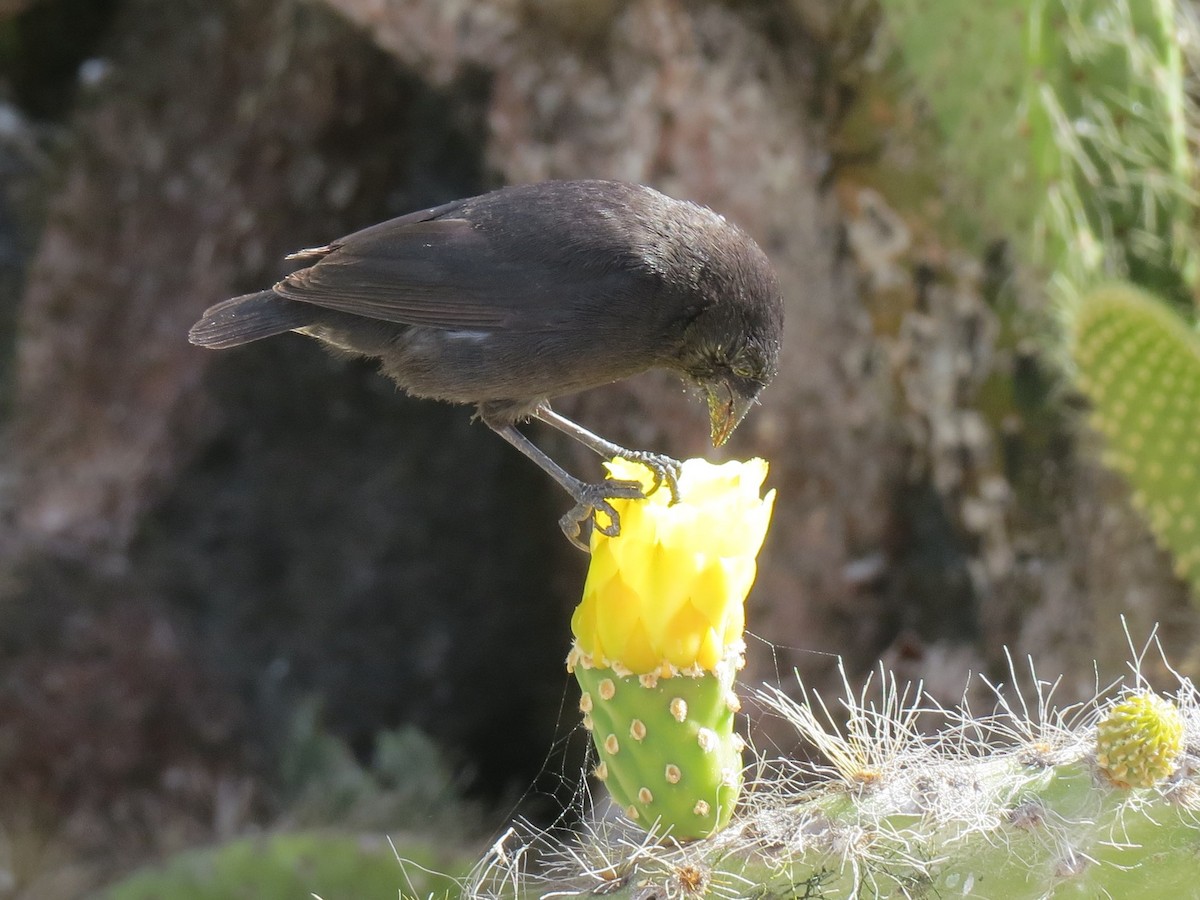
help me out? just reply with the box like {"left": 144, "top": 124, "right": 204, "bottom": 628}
{"left": 570, "top": 457, "right": 775, "bottom": 676}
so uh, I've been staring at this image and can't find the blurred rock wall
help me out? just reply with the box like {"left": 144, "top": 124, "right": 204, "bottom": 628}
{"left": 1, "top": 0, "right": 1196, "bottom": 890}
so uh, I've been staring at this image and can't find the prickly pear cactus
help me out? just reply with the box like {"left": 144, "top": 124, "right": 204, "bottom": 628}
{"left": 470, "top": 661, "right": 1200, "bottom": 899}
{"left": 1068, "top": 283, "right": 1200, "bottom": 593}
{"left": 880, "top": 0, "right": 1195, "bottom": 300}
{"left": 568, "top": 458, "right": 774, "bottom": 840}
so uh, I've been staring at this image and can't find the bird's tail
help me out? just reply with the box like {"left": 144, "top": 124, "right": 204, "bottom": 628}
{"left": 188, "top": 290, "right": 311, "bottom": 349}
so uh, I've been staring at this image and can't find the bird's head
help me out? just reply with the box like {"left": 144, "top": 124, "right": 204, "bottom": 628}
{"left": 646, "top": 197, "right": 784, "bottom": 446}
{"left": 675, "top": 253, "right": 783, "bottom": 447}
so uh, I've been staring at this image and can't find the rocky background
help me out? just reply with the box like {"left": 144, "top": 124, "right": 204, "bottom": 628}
{"left": 1, "top": 0, "right": 1197, "bottom": 895}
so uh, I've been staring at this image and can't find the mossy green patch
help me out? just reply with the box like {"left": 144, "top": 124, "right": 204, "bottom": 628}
{"left": 103, "top": 831, "right": 463, "bottom": 900}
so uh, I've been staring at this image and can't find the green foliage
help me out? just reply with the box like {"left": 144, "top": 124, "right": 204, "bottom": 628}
{"left": 880, "top": 0, "right": 1195, "bottom": 303}
{"left": 278, "top": 699, "right": 479, "bottom": 835}
{"left": 575, "top": 665, "right": 742, "bottom": 840}
{"left": 878, "top": 3, "right": 1200, "bottom": 579}
{"left": 102, "top": 832, "right": 459, "bottom": 900}
{"left": 1068, "top": 283, "right": 1200, "bottom": 592}
{"left": 101, "top": 714, "right": 482, "bottom": 899}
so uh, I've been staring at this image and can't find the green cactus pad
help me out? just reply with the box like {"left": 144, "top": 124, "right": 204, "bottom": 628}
{"left": 574, "top": 663, "right": 742, "bottom": 839}
{"left": 1068, "top": 284, "right": 1200, "bottom": 592}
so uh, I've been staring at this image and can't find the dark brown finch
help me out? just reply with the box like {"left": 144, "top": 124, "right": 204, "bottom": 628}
{"left": 189, "top": 180, "right": 783, "bottom": 548}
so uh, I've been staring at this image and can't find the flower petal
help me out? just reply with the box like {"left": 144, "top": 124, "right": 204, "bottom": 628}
{"left": 573, "top": 458, "right": 775, "bottom": 675}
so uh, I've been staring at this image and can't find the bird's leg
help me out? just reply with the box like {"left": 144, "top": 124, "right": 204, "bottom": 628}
{"left": 486, "top": 421, "right": 645, "bottom": 551}
{"left": 532, "top": 405, "right": 682, "bottom": 504}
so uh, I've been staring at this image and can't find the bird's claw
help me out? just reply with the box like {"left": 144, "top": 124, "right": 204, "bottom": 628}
{"left": 559, "top": 478, "right": 645, "bottom": 551}
{"left": 618, "top": 451, "right": 682, "bottom": 504}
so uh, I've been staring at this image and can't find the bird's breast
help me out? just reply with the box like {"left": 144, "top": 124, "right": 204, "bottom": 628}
{"left": 382, "top": 324, "right": 659, "bottom": 407}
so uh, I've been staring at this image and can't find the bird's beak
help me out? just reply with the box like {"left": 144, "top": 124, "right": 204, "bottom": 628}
{"left": 705, "top": 382, "right": 755, "bottom": 447}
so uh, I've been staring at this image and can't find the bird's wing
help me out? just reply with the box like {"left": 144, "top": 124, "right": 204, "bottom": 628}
{"left": 274, "top": 213, "right": 643, "bottom": 333}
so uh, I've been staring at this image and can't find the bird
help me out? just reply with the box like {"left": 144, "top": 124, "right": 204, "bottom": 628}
{"left": 188, "top": 180, "right": 783, "bottom": 549}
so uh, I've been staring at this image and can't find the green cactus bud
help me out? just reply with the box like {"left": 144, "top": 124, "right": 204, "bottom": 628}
{"left": 1096, "top": 692, "right": 1185, "bottom": 788}
{"left": 1067, "top": 283, "right": 1200, "bottom": 594}
{"left": 573, "top": 661, "right": 742, "bottom": 839}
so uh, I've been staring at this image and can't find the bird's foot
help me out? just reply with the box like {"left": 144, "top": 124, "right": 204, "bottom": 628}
{"left": 559, "top": 479, "right": 645, "bottom": 551}
{"left": 614, "top": 450, "right": 682, "bottom": 504}
{"left": 528, "top": 407, "right": 683, "bottom": 504}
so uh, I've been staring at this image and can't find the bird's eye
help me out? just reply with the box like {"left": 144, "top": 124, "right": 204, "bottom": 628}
{"left": 730, "top": 361, "right": 755, "bottom": 379}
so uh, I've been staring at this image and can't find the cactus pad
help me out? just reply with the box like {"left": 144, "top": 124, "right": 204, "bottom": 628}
{"left": 1068, "top": 284, "right": 1200, "bottom": 593}
{"left": 574, "top": 661, "right": 742, "bottom": 839}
